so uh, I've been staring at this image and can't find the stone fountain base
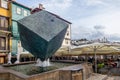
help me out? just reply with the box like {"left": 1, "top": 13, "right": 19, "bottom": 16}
{"left": 1, "top": 63, "right": 83, "bottom": 80}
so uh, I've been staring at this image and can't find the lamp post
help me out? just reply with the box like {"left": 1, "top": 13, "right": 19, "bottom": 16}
{"left": 88, "top": 44, "right": 106, "bottom": 73}
{"left": 93, "top": 46, "right": 97, "bottom": 73}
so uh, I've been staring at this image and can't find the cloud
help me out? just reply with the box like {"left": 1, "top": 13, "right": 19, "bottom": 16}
{"left": 91, "top": 25, "right": 105, "bottom": 39}
{"left": 41, "top": 0, "right": 72, "bottom": 10}
{"left": 94, "top": 25, "right": 105, "bottom": 30}
{"left": 73, "top": 9, "right": 120, "bottom": 34}
{"left": 85, "top": 0, "right": 106, "bottom": 6}
{"left": 16, "top": 0, "right": 120, "bottom": 41}
{"left": 108, "top": 34, "right": 120, "bottom": 42}
{"left": 72, "top": 25, "right": 106, "bottom": 40}
{"left": 90, "top": 26, "right": 105, "bottom": 39}
{"left": 72, "top": 24, "right": 120, "bottom": 41}
{"left": 71, "top": 25, "right": 92, "bottom": 39}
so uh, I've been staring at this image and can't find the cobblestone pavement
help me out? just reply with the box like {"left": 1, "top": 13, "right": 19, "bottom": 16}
{"left": 86, "top": 73, "right": 120, "bottom": 80}
{"left": 109, "top": 68, "right": 120, "bottom": 75}
{"left": 0, "top": 65, "right": 7, "bottom": 72}
{"left": 106, "top": 76, "right": 120, "bottom": 80}
{"left": 86, "top": 73, "right": 107, "bottom": 80}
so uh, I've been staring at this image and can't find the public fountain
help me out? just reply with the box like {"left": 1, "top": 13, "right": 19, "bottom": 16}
{"left": 1, "top": 8, "right": 85, "bottom": 80}
{"left": 17, "top": 10, "right": 70, "bottom": 67}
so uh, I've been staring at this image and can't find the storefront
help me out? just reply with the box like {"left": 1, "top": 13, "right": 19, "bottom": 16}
{"left": 0, "top": 34, "right": 9, "bottom": 64}
{"left": 0, "top": 16, "right": 11, "bottom": 64}
{"left": 0, "top": 53, "right": 7, "bottom": 64}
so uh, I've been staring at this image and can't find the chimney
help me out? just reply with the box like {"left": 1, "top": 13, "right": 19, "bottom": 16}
{"left": 39, "top": 4, "right": 45, "bottom": 10}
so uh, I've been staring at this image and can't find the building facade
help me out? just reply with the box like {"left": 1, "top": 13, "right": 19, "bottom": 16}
{"left": 11, "top": 1, "right": 31, "bottom": 55}
{"left": 61, "top": 24, "right": 71, "bottom": 48}
{"left": 0, "top": 0, "right": 11, "bottom": 64}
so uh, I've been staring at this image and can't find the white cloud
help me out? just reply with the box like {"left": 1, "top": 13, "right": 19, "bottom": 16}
{"left": 109, "top": 34, "right": 120, "bottom": 41}
{"left": 75, "top": 10, "right": 120, "bottom": 34}
{"left": 94, "top": 25, "right": 105, "bottom": 30}
{"left": 72, "top": 8, "right": 120, "bottom": 41}
{"left": 16, "top": 0, "right": 120, "bottom": 41}
{"left": 84, "top": 0, "right": 106, "bottom": 6}
{"left": 42, "top": 0, "right": 72, "bottom": 10}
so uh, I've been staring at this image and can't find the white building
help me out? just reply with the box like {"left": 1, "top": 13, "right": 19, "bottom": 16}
{"left": 62, "top": 23, "right": 71, "bottom": 48}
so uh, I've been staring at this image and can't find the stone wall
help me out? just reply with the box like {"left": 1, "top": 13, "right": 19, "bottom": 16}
{"left": 9, "top": 73, "right": 26, "bottom": 80}
{"left": 82, "top": 63, "right": 93, "bottom": 79}
{"left": 0, "top": 70, "right": 83, "bottom": 80}
{"left": 59, "top": 70, "right": 71, "bottom": 80}
{"left": 27, "top": 70, "right": 82, "bottom": 80}
{"left": 0, "top": 73, "right": 9, "bottom": 80}
{"left": 0, "top": 73, "right": 27, "bottom": 80}
{"left": 72, "top": 71, "right": 83, "bottom": 80}
{"left": 0, "top": 64, "right": 84, "bottom": 80}
{"left": 27, "top": 70, "right": 72, "bottom": 80}
{"left": 27, "top": 71, "right": 59, "bottom": 80}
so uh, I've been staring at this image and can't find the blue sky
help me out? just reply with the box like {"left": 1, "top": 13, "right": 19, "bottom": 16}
{"left": 16, "top": 0, "right": 120, "bottom": 41}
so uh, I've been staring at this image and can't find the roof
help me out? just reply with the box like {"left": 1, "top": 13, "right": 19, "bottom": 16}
{"left": 31, "top": 8, "right": 42, "bottom": 14}
{"left": 11, "top": 1, "right": 31, "bottom": 10}
{"left": 31, "top": 8, "right": 72, "bottom": 24}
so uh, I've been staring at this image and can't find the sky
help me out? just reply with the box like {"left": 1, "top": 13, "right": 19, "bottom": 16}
{"left": 16, "top": 0, "right": 120, "bottom": 41}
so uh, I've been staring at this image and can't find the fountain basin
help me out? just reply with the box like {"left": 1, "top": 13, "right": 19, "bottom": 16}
{"left": 1, "top": 63, "right": 84, "bottom": 80}
{"left": 6, "top": 62, "right": 75, "bottom": 75}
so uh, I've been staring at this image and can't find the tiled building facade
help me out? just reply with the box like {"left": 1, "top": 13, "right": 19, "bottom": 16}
{"left": 11, "top": 1, "right": 31, "bottom": 55}
{"left": 0, "top": 0, "right": 11, "bottom": 64}
{"left": 0, "top": 0, "right": 31, "bottom": 64}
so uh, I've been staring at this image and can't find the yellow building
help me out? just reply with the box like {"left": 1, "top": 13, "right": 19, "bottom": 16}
{"left": 0, "top": 0, "right": 11, "bottom": 64}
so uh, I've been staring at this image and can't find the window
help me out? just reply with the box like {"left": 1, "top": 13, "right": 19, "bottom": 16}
{"left": 5, "top": 18, "right": 8, "bottom": 28}
{"left": 0, "top": 16, "right": 9, "bottom": 30}
{"left": 0, "top": 18, "right": 4, "bottom": 27}
{"left": 1, "top": 0, "right": 8, "bottom": 9}
{"left": 65, "top": 40, "right": 68, "bottom": 44}
{"left": 17, "top": 7, "right": 22, "bottom": 14}
{"left": 0, "top": 37, "right": 6, "bottom": 50}
{"left": 1, "top": 38, "right": 5, "bottom": 47}
{"left": 24, "top": 10, "right": 28, "bottom": 16}
{"left": 67, "top": 31, "right": 69, "bottom": 36}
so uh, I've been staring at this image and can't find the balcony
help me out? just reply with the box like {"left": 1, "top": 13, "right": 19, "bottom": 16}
{"left": 0, "top": 26, "right": 12, "bottom": 33}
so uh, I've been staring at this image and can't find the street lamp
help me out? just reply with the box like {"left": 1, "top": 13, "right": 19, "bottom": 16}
{"left": 88, "top": 44, "right": 107, "bottom": 73}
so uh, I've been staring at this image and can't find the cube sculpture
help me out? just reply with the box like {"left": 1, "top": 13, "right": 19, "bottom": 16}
{"left": 17, "top": 10, "right": 69, "bottom": 61}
